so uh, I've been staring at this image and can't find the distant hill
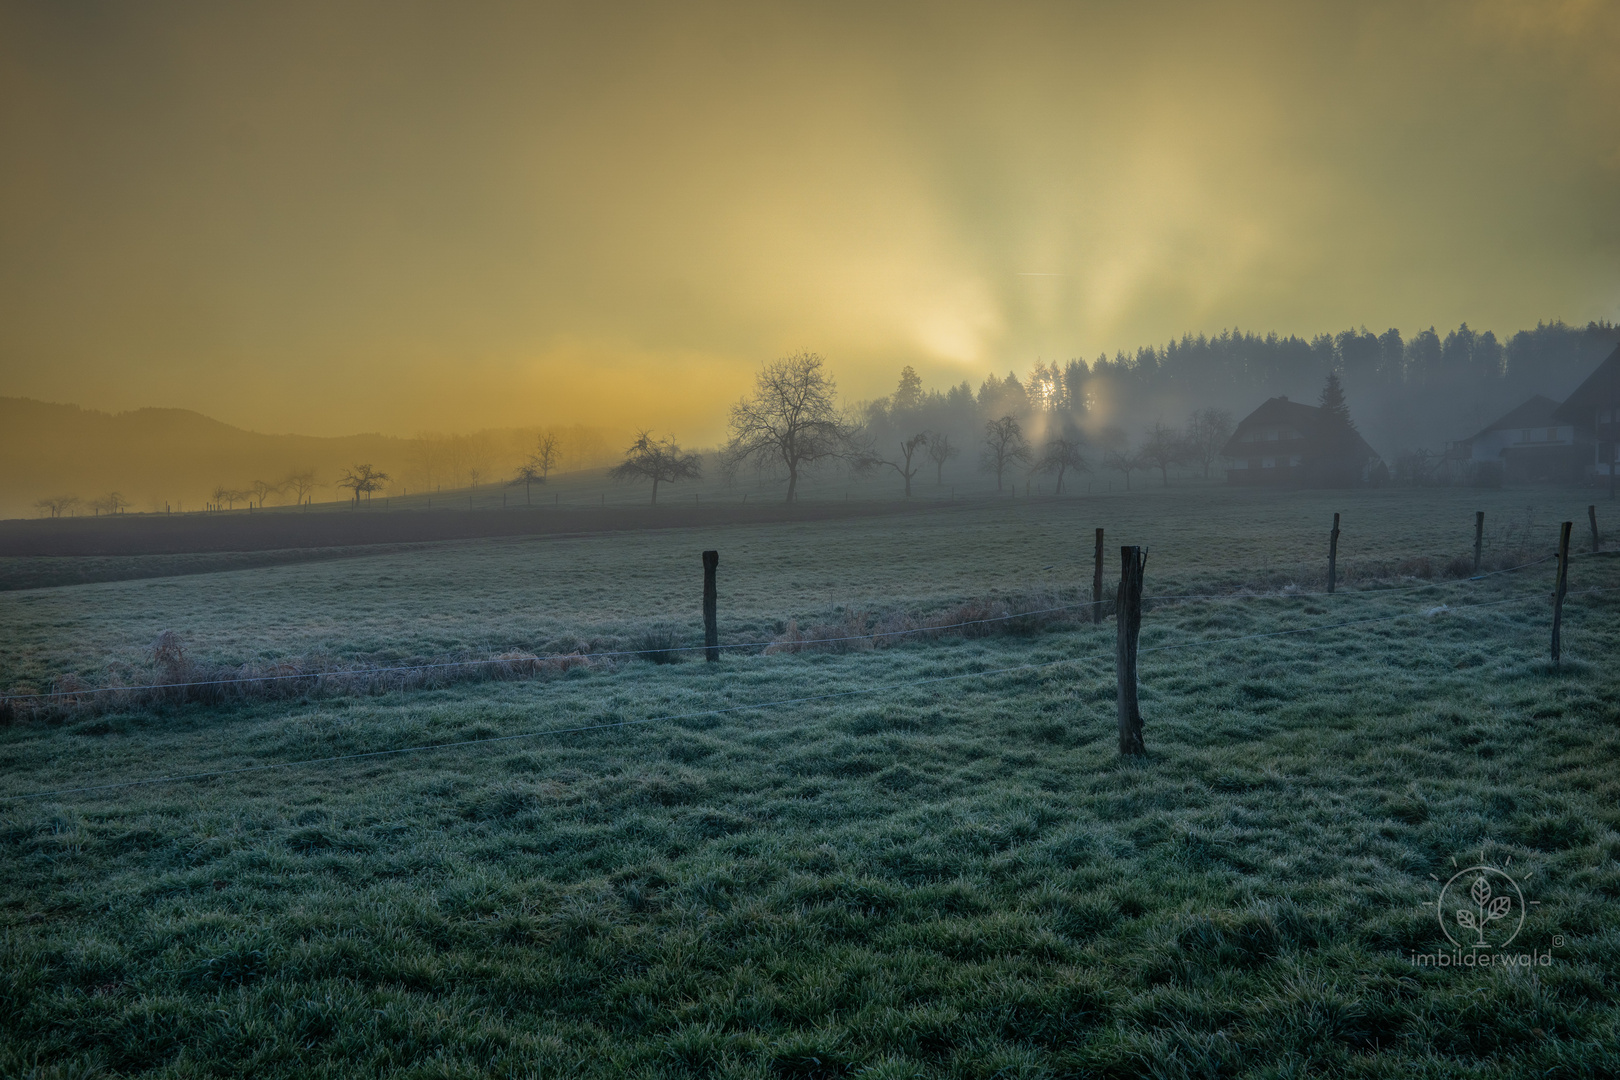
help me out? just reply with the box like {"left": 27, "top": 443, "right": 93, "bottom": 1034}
{"left": 0, "top": 398, "right": 617, "bottom": 520}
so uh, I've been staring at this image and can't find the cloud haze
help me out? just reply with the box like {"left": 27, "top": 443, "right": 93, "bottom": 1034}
{"left": 2, "top": 0, "right": 1615, "bottom": 439}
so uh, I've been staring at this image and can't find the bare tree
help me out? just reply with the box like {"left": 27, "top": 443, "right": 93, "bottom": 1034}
{"left": 926, "top": 432, "right": 960, "bottom": 485}
{"left": 1104, "top": 446, "right": 1142, "bottom": 491}
{"left": 34, "top": 494, "right": 79, "bottom": 518}
{"left": 609, "top": 431, "right": 703, "bottom": 504}
{"left": 337, "top": 464, "right": 389, "bottom": 507}
{"left": 251, "top": 479, "right": 281, "bottom": 509}
{"left": 90, "top": 492, "right": 129, "bottom": 516}
{"left": 1138, "top": 422, "right": 1189, "bottom": 487}
{"left": 531, "top": 432, "right": 561, "bottom": 481}
{"left": 723, "top": 351, "right": 855, "bottom": 502}
{"left": 1038, "top": 435, "right": 1090, "bottom": 494}
{"left": 980, "top": 415, "right": 1031, "bottom": 492}
{"left": 1184, "top": 407, "right": 1234, "bottom": 479}
{"left": 285, "top": 470, "right": 317, "bottom": 507}
{"left": 867, "top": 431, "right": 931, "bottom": 498}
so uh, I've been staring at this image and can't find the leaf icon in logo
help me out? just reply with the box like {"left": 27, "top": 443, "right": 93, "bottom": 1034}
{"left": 1471, "top": 876, "right": 1492, "bottom": 907}
{"left": 1488, "top": 895, "right": 1511, "bottom": 920}
{"left": 1455, "top": 909, "right": 1478, "bottom": 930}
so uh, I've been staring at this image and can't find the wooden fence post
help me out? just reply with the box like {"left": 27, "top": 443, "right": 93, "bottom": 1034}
{"left": 1474, "top": 511, "right": 1485, "bottom": 572}
{"left": 1590, "top": 505, "right": 1600, "bottom": 553}
{"left": 1116, "top": 546, "right": 1146, "bottom": 755}
{"left": 1328, "top": 512, "right": 1341, "bottom": 593}
{"left": 1551, "top": 521, "right": 1571, "bottom": 667}
{"left": 1092, "top": 528, "right": 1105, "bottom": 624}
{"left": 702, "top": 550, "right": 720, "bottom": 663}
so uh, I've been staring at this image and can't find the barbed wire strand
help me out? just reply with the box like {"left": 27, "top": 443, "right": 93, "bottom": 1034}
{"left": 4, "top": 550, "right": 1585, "bottom": 704}
{"left": 0, "top": 589, "right": 1550, "bottom": 804}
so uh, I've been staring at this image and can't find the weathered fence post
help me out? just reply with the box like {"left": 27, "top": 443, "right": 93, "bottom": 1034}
{"left": 1474, "top": 511, "right": 1485, "bottom": 572}
{"left": 1551, "top": 521, "right": 1572, "bottom": 667}
{"left": 1327, "top": 512, "right": 1341, "bottom": 593}
{"left": 702, "top": 550, "right": 720, "bottom": 663}
{"left": 1590, "top": 505, "right": 1601, "bottom": 553}
{"left": 1092, "top": 528, "right": 1105, "bottom": 624}
{"left": 1116, "top": 546, "right": 1146, "bottom": 756}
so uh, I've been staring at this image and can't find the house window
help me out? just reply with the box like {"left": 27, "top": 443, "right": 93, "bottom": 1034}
{"left": 1289, "top": 455, "right": 1302, "bottom": 466}
{"left": 1262, "top": 457, "right": 1275, "bottom": 468}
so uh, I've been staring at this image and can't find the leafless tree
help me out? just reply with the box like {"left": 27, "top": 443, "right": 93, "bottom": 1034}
{"left": 34, "top": 494, "right": 79, "bottom": 518}
{"left": 609, "top": 431, "right": 703, "bottom": 504}
{"left": 1038, "top": 435, "right": 1090, "bottom": 494}
{"left": 251, "top": 478, "right": 281, "bottom": 508}
{"left": 1184, "top": 407, "right": 1234, "bottom": 479}
{"left": 980, "top": 415, "right": 1032, "bottom": 491}
{"left": 1104, "top": 446, "right": 1143, "bottom": 491}
{"left": 285, "top": 470, "right": 317, "bottom": 507}
{"left": 1138, "top": 422, "right": 1190, "bottom": 487}
{"left": 867, "top": 431, "right": 931, "bottom": 498}
{"left": 91, "top": 492, "right": 129, "bottom": 516}
{"left": 211, "top": 485, "right": 230, "bottom": 511}
{"left": 723, "top": 351, "right": 856, "bottom": 502}
{"left": 532, "top": 432, "right": 561, "bottom": 480}
{"left": 338, "top": 464, "right": 389, "bottom": 507}
{"left": 926, "top": 432, "right": 959, "bottom": 485}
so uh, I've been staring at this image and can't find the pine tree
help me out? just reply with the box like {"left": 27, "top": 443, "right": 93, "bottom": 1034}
{"left": 1315, "top": 371, "right": 1361, "bottom": 485}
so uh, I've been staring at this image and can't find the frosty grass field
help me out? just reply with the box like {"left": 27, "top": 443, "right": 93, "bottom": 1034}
{"left": 2, "top": 484, "right": 1618, "bottom": 1078}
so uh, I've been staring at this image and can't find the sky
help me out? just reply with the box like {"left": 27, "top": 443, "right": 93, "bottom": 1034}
{"left": 1, "top": 0, "right": 1617, "bottom": 442}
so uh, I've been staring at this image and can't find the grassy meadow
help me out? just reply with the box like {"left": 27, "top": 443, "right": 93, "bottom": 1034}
{"left": 2, "top": 484, "right": 1619, "bottom": 1078}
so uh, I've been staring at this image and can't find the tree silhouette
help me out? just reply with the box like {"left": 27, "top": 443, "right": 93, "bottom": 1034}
{"left": 1038, "top": 434, "right": 1089, "bottom": 494}
{"left": 724, "top": 352, "right": 855, "bottom": 502}
{"left": 285, "top": 470, "right": 317, "bottom": 508}
{"left": 338, "top": 464, "right": 389, "bottom": 507}
{"left": 1138, "top": 422, "right": 1189, "bottom": 487}
{"left": 609, "top": 431, "right": 703, "bottom": 505}
{"left": 926, "top": 432, "right": 959, "bottom": 485}
{"left": 980, "top": 415, "right": 1031, "bottom": 491}
{"left": 1184, "top": 407, "right": 1234, "bottom": 479}
{"left": 251, "top": 479, "right": 281, "bottom": 509}
{"left": 34, "top": 494, "right": 79, "bottom": 518}
{"left": 867, "top": 431, "right": 930, "bottom": 497}
{"left": 1104, "top": 445, "right": 1142, "bottom": 491}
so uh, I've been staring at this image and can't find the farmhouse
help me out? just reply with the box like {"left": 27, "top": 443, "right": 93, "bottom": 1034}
{"left": 1446, "top": 395, "right": 1584, "bottom": 484}
{"left": 1221, "top": 395, "right": 1378, "bottom": 485}
{"left": 1551, "top": 342, "right": 1620, "bottom": 484}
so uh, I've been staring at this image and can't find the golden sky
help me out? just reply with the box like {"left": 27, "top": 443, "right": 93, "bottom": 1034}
{"left": 2, "top": 0, "right": 1616, "bottom": 442}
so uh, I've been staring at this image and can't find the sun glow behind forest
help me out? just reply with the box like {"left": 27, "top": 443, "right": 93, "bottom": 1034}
{"left": 0, "top": 1, "right": 1616, "bottom": 442}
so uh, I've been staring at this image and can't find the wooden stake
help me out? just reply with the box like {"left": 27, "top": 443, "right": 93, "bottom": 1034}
{"left": 1328, "top": 512, "right": 1341, "bottom": 593}
{"left": 1474, "top": 510, "right": 1485, "bottom": 572}
{"left": 1590, "top": 505, "right": 1600, "bottom": 553}
{"left": 1092, "top": 527, "right": 1105, "bottom": 625}
{"left": 1116, "top": 545, "right": 1146, "bottom": 756}
{"left": 1552, "top": 521, "right": 1572, "bottom": 667}
{"left": 702, "top": 550, "right": 720, "bottom": 663}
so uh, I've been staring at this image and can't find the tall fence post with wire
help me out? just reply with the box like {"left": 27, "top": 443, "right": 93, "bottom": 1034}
{"left": 1328, "top": 513, "right": 1341, "bottom": 593}
{"left": 1092, "top": 528, "right": 1105, "bottom": 624}
{"left": 703, "top": 550, "right": 720, "bottom": 663}
{"left": 1590, "top": 505, "right": 1601, "bottom": 554}
{"left": 1552, "top": 521, "right": 1572, "bottom": 667}
{"left": 1474, "top": 511, "right": 1485, "bottom": 572}
{"left": 1116, "top": 545, "right": 1146, "bottom": 756}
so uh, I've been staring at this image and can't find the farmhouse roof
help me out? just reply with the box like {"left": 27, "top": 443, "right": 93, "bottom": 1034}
{"left": 1551, "top": 343, "right": 1620, "bottom": 423}
{"left": 1220, "top": 396, "right": 1377, "bottom": 461}
{"left": 1466, "top": 395, "right": 1561, "bottom": 441}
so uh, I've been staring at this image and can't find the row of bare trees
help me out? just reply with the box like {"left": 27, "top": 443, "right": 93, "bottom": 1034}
{"left": 33, "top": 493, "right": 129, "bottom": 517}
{"left": 206, "top": 471, "right": 319, "bottom": 511}
{"left": 597, "top": 353, "right": 1236, "bottom": 505}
